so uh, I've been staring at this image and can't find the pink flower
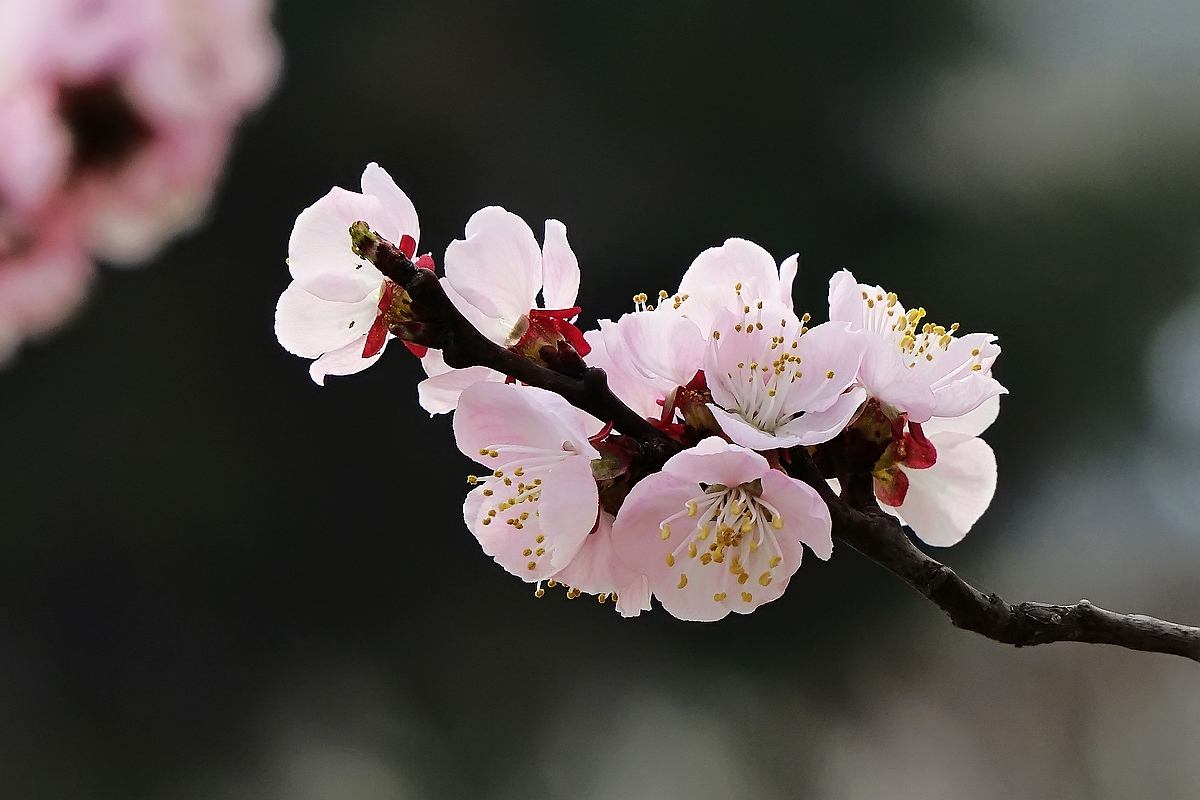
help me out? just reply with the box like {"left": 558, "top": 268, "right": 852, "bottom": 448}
{"left": 15, "top": 0, "right": 280, "bottom": 264}
{"left": 0, "top": 0, "right": 279, "bottom": 361}
{"left": 418, "top": 209, "right": 588, "bottom": 414}
{"left": 828, "top": 269, "right": 1006, "bottom": 423}
{"left": 611, "top": 437, "right": 832, "bottom": 622}
{"left": 603, "top": 238, "right": 806, "bottom": 426}
{"left": 276, "top": 163, "right": 427, "bottom": 385}
{"left": 704, "top": 302, "right": 868, "bottom": 450}
{"left": 454, "top": 382, "right": 603, "bottom": 584}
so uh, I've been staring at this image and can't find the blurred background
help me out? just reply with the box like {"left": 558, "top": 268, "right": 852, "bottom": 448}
{"left": 3, "top": 1, "right": 1200, "bottom": 797}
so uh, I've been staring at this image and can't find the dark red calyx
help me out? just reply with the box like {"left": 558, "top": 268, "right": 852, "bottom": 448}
{"left": 398, "top": 234, "right": 417, "bottom": 260}
{"left": 901, "top": 422, "right": 937, "bottom": 469}
{"left": 524, "top": 307, "right": 592, "bottom": 357}
{"left": 362, "top": 282, "right": 398, "bottom": 358}
{"left": 588, "top": 421, "right": 615, "bottom": 445}
{"left": 873, "top": 466, "right": 910, "bottom": 507}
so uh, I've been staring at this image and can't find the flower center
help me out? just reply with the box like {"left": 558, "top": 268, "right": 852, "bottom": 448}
{"left": 714, "top": 301, "right": 815, "bottom": 433}
{"left": 58, "top": 80, "right": 154, "bottom": 176}
{"left": 862, "top": 289, "right": 967, "bottom": 369}
{"left": 656, "top": 482, "right": 787, "bottom": 605}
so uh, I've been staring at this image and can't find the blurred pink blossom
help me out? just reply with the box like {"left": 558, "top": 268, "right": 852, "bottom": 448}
{"left": 0, "top": 0, "right": 280, "bottom": 361}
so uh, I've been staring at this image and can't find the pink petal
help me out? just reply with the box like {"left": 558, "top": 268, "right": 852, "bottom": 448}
{"left": 535, "top": 455, "right": 601, "bottom": 571}
{"left": 275, "top": 282, "right": 380, "bottom": 359}
{"left": 417, "top": 366, "right": 504, "bottom": 415}
{"left": 308, "top": 337, "right": 385, "bottom": 386}
{"left": 463, "top": 480, "right": 564, "bottom": 583}
{"left": 783, "top": 322, "right": 867, "bottom": 413}
{"left": 774, "top": 386, "right": 867, "bottom": 446}
{"left": 540, "top": 219, "right": 580, "bottom": 310}
{"left": 444, "top": 206, "right": 541, "bottom": 325}
{"left": 677, "top": 238, "right": 781, "bottom": 305}
{"left": 921, "top": 395, "right": 1000, "bottom": 438}
{"left": 550, "top": 514, "right": 627, "bottom": 595}
{"left": 930, "top": 375, "right": 1007, "bottom": 421}
{"left": 859, "top": 337, "right": 937, "bottom": 421}
{"left": 660, "top": 437, "right": 769, "bottom": 490}
{"left": 891, "top": 433, "right": 997, "bottom": 547}
{"left": 759, "top": 469, "right": 833, "bottom": 560}
{"left": 287, "top": 187, "right": 386, "bottom": 288}
{"left": 619, "top": 310, "right": 706, "bottom": 390}
{"left": 828, "top": 269, "right": 906, "bottom": 333}
{"left": 453, "top": 382, "right": 598, "bottom": 461}
{"left": 706, "top": 404, "right": 798, "bottom": 451}
{"left": 778, "top": 254, "right": 799, "bottom": 311}
{"left": 583, "top": 322, "right": 664, "bottom": 420}
{"left": 359, "top": 162, "right": 420, "bottom": 248}
{"left": 296, "top": 274, "right": 375, "bottom": 304}
{"left": 440, "top": 278, "right": 515, "bottom": 345}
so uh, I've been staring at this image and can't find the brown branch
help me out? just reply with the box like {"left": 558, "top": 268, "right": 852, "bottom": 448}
{"left": 354, "top": 222, "right": 1200, "bottom": 663}
{"left": 788, "top": 451, "right": 1200, "bottom": 663}
{"left": 351, "top": 223, "right": 681, "bottom": 465}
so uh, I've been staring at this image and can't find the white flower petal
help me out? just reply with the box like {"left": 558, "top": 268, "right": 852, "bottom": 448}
{"left": 778, "top": 253, "right": 799, "bottom": 310}
{"left": 892, "top": 433, "right": 997, "bottom": 547}
{"left": 661, "top": 437, "right": 769, "bottom": 488}
{"left": 619, "top": 310, "right": 705, "bottom": 389}
{"left": 417, "top": 366, "right": 504, "bottom": 415}
{"left": 707, "top": 404, "right": 805, "bottom": 450}
{"left": 359, "top": 162, "right": 419, "bottom": 247}
{"left": 921, "top": 394, "right": 1001, "bottom": 438}
{"left": 759, "top": 468, "right": 833, "bottom": 560}
{"left": 453, "top": 382, "right": 598, "bottom": 460}
{"left": 774, "top": 386, "right": 867, "bottom": 446}
{"left": 308, "top": 337, "right": 384, "bottom": 386}
{"left": 287, "top": 187, "right": 386, "bottom": 288}
{"left": 678, "top": 238, "right": 781, "bottom": 303}
{"left": 536, "top": 456, "right": 601, "bottom": 571}
{"left": 274, "top": 282, "right": 379, "bottom": 359}
{"left": 583, "top": 321, "right": 664, "bottom": 420}
{"left": 540, "top": 219, "right": 580, "bottom": 310}
{"left": 444, "top": 206, "right": 541, "bottom": 325}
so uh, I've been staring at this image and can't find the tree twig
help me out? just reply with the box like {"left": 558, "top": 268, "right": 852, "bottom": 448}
{"left": 787, "top": 451, "right": 1200, "bottom": 663}
{"left": 356, "top": 223, "right": 1200, "bottom": 663}
{"left": 352, "top": 224, "right": 681, "bottom": 465}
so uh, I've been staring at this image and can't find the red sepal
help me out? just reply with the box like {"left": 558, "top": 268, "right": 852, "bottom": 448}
{"left": 525, "top": 307, "right": 592, "bottom": 357}
{"left": 588, "top": 420, "right": 615, "bottom": 445}
{"left": 363, "top": 316, "right": 389, "bottom": 358}
{"left": 362, "top": 282, "right": 397, "bottom": 359}
{"left": 398, "top": 234, "right": 417, "bottom": 260}
{"left": 902, "top": 422, "right": 937, "bottom": 469}
{"left": 414, "top": 253, "right": 436, "bottom": 272}
{"left": 403, "top": 342, "right": 428, "bottom": 358}
{"left": 874, "top": 466, "right": 910, "bottom": 507}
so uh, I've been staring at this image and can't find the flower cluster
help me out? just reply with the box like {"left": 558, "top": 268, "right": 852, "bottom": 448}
{"left": 0, "top": 0, "right": 280, "bottom": 361}
{"left": 277, "top": 165, "right": 1006, "bottom": 621}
